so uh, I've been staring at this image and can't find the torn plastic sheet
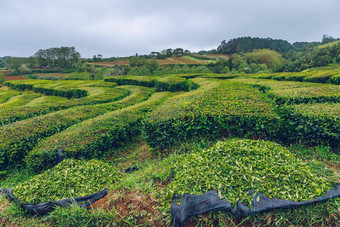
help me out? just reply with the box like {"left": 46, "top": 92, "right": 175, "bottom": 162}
{"left": 171, "top": 183, "right": 340, "bottom": 227}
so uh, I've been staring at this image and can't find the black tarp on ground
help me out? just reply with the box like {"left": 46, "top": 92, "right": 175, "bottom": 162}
{"left": 0, "top": 188, "right": 108, "bottom": 215}
{"left": 171, "top": 183, "right": 340, "bottom": 227}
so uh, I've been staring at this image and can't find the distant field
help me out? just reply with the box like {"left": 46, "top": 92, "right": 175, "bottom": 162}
{"left": 89, "top": 56, "right": 210, "bottom": 66}
{"left": 5, "top": 75, "right": 27, "bottom": 81}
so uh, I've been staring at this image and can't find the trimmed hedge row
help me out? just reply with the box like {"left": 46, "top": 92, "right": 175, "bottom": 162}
{"left": 4, "top": 81, "right": 88, "bottom": 98}
{"left": 0, "top": 83, "right": 126, "bottom": 126}
{"left": 0, "top": 93, "right": 41, "bottom": 109}
{"left": 277, "top": 103, "right": 340, "bottom": 149}
{"left": 142, "top": 81, "right": 280, "bottom": 149}
{"left": 0, "top": 90, "right": 21, "bottom": 104}
{"left": 234, "top": 79, "right": 340, "bottom": 104}
{"left": 0, "top": 86, "right": 154, "bottom": 170}
{"left": 104, "top": 75, "right": 200, "bottom": 92}
{"left": 25, "top": 92, "right": 174, "bottom": 172}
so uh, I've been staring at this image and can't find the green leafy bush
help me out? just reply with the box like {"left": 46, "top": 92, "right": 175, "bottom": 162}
{"left": 0, "top": 71, "right": 5, "bottom": 84}
{"left": 25, "top": 92, "right": 174, "bottom": 172}
{"left": 4, "top": 81, "right": 88, "bottom": 98}
{"left": 143, "top": 81, "right": 279, "bottom": 149}
{"left": 165, "top": 139, "right": 332, "bottom": 207}
{"left": 13, "top": 159, "right": 123, "bottom": 203}
{"left": 278, "top": 103, "right": 340, "bottom": 149}
{"left": 303, "top": 72, "right": 334, "bottom": 83}
{"left": 329, "top": 73, "right": 340, "bottom": 85}
{"left": 0, "top": 82, "right": 126, "bottom": 126}
{"left": 0, "top": 87, "right": 139, "bottom": 168}
{"left": 104, "top": 75, "right": 200, "bottom": 92}
{"left": 234, "top": 79, "right": 340, "bottom": 104}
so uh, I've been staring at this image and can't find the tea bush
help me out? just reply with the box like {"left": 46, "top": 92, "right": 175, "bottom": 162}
{"left": 165, "top": 139, "right": 332, "bottom": 207}
{"left": 4, "top": 81, "right": 88, "bottom": 98}
{"left": 0, "top": 86, "right": 153, "bottom": 169}
{"left": 25, "top": 92, "right": 174, "bottom": 172}
{"left": 13, "top": 159, "right": 123, "bottom": 203}
{"left": 143, "top": 81, "right": 279, "bottom": 149}
{"left": 105, "top": 75, "right": 199, "bottom": 92}
{"left": 278, "top": 103, "right": 340, "bottom": 149}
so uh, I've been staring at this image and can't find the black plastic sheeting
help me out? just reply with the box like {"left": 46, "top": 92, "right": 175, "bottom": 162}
{"left": 171, "top": 183, "right": 340, "bottom": 227}
{"left": 0, "top": 188, "right": 108, "bottom": 215}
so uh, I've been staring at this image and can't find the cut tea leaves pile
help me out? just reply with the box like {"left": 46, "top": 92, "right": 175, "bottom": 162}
{"left": 166, "top": 139, "right": 333, "bottom": 208}
{"left": 13, "top": 159, "right": 123, "bottom": 204}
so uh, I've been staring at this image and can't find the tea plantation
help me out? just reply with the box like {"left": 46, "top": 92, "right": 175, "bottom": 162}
{"left": 0, "top": 71, "right": 339, "bottom": 226}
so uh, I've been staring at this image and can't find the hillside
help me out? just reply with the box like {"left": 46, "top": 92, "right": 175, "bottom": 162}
{"left": 0, "top": 65, "right": 339, "bottom": 226}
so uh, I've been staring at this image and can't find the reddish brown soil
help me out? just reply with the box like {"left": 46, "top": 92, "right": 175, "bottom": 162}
{"left": 91, "top": 189, "right": 164, "bottom": 226}
{"left": 158, "top": 57, "right": 208, "bottom": 65}
{"left": 89, "top": 60, "right": 129, "bottom": 66}
{"left": 5, "top": 75, "right": 27, "bottom": 81}
{"left": 36, "top": 73, "right": 68, "bottom": 77}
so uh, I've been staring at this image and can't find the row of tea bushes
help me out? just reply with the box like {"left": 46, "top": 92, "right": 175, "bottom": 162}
{"left": 104, "top": 75, "right": 200, "bottom": 92}
{"left": 258, "top": 71, "right": 340, "bottom": 85}
{"left": 0, "top": 93, "right": 41, "bottom": 110}
{"left": 0, "top": 86, "right": 155, "bottom": 169}
{"left": 233, "top": 79, "right": 340, "bottom": 104}
{"left": 142, "top": 81, "right": 280, "bottom": 149}
{"left": 25, "top": 92, "right": 175, "bottom": 172}
{"left": 4, "top": 81, "right": 88, "bottom": 99}
{"left": 13, "top": 159, "right": 123, "bottom": 204}
{"left": 0, "top": 90, "right": 22, "bottom": 104}
{"left": 0, "top": 83, "right": 125, "bottom": 126}
{"left": 278, "top": 103, "right": 340, "bottom": 149}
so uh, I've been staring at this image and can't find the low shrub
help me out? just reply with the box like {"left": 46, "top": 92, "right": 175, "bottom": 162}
{"left": 25, "top": 92, "right": 174, "bottom": 172}
{"left": 278, "top": 103, "right": 340, "bottom": 149}
{"left": 105, "top": 75, "right": 200, "bottom": 92}
{"left": 4, "top": 81, "right": 88, "bottom": 99}
{"left": 303, "top": 72, "right": 334, "bottom": 83}
{"left": 329, "top": 73, "right": 340, "bottom": 85}
{"left": 142, "top": 81, "right": 279, "bottom": 149}
{"left": 13, "top": 159, "right": 123, "bottom": 203}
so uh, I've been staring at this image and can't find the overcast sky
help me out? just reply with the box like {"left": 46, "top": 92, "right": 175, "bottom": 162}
{"left": 1, "top": 0, "right": 340, "bottom": 58}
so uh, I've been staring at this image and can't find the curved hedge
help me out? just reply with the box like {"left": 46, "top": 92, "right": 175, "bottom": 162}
{"left": 142, "top": 81, "right": 280, "bottom": 149}
{"left": 0, "top": 86, "right": 153, "bottom": 170}
{"left": 25, "top": 92, "right": 174, "bottom": 172}
{"left": 104, "top": 75, "right": 200, "bottom": 92}
{"left": 4, "top": 81, "right": 88, "bottom": 98}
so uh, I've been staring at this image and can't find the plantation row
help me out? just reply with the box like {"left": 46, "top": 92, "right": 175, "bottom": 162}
{"left": 1, "top": 76, "right": 339, "bottom": 171}
{"left": 0, "top": 74, "right": 339, "bottom": 226}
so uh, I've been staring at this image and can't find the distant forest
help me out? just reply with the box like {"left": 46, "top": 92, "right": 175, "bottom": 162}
{"left": 1, "top": 35, "right": 340, "bottom": 75}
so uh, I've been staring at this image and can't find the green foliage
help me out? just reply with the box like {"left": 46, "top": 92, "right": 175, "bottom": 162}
{"left": 235, "top": 78, "right": 340, "bottom": 104}
{"left": 5, "top": 80, "right": 88, "bottom": 99}
{"left": 143, "top": 80, "right": 279, "bottom": 149}
{"left": 34, "top": 47, "right": 81, "bottom": 68}
{"left": 244, "top": 49, "right": 285, "bottom": 71}
{"left": 165, "top": 139, "right": 332, "bottom": 208}
{"left": 0, "top": 71, "right": 5, "bottom": 84}
{"left": 329, "top": 73, "right": 340, "bottom": 85}
{"left": 0, "top": 88, "right": 129, "bottom": 169}
{"left": 105, "top": 75, "right": 200, "bottom": 92}
{"left": 25, "top": 92, "right": 173, "bottom": 172}
{"left": 279, "top": 103, "right": 340, "bottom": 148}
{"left": 13, "top": 159, "right": 123, "bottom": 203}
{"left": 63, "top": 72, "right": 94, "bottom": 80}
{"left": 0, "top": 82, "right": 127, "bottom": 126}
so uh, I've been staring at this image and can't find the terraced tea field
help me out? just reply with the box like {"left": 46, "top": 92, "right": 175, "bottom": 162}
{"left": 0, "top": 73, "right": 339, "bottom": 226}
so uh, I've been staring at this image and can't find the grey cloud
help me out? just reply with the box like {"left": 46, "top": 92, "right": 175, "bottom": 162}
{"left": 1, "top": 0, "right": 340, "bottom": 57}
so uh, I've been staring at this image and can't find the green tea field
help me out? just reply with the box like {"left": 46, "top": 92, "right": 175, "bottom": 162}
{"left": 0, "top": 70, "right": 339, "bottom": 226}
